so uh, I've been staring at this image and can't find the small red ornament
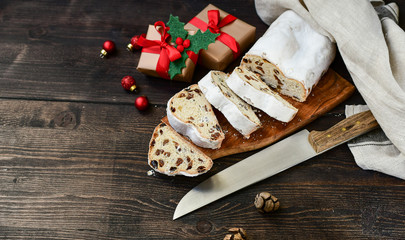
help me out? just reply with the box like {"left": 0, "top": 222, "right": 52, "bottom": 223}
{"left": 183, "top": 39, "right": 191, "bottom": 48}
{"left": 121, "top": 76, "right": 137, "bottom": 92}
{"left": 175, "top": 37, "right": 183, "bottom": 45}
{"left": 127, "top": 33, "right": 146, "bottom": 51}
{"left": 135, "top": 96, "right": 149, "bottom": 111}
{"left": 100, "top": 40, "right": 116, "bottom": 58}
{"left": 176, "top": 45, "right": 184, "bottom": 52}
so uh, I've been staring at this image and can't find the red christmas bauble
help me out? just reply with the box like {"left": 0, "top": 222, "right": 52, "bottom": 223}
{"left": 103, "top": 40, "right": 115, "bottom": 53}
{"left": 100, "top": 40, "right": 116, "bottom": 58}
{"left": 128, "top": 33, "right": 146, "bottom": 51}
{"left": 135, "top": 96, "right": 149, "bottom": 111}
{"left": 121, "top": 76, "right": 137, "bottom": 92}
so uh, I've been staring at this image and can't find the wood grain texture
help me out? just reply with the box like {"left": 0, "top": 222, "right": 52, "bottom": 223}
{"left": 1, "top": 0, "right": 405, "bottom": 239}
{"left": 163, "top": 69, "right": 355, "bottom": 159}
{"left": 0, "top": 0, "right": 264, "bottom": 105}
{"left": 309, "top": 110, "right": 379, "bottom": 153}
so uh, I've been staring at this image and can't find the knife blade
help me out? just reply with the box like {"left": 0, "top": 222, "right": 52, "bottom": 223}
{"left": 173, "top": 110, "right": 379, "bottom": 220}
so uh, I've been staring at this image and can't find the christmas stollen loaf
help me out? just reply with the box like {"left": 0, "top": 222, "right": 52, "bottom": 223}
{"left": 241, "top": 10, "right": 336, "bottom": 102}
{"left": 198, "top": 70, "right": 261, "bottom": 138}
{"left": 226, "top": 67, "right": 298, "bottom": 123}
{"left": 167, "top": 84, "right": 225, "bottom": 149}
{"left": 148, "top": 123, "right": 213, "bottom": 176}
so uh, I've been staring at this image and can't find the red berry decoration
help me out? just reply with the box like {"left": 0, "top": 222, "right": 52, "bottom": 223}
{"left": 176, "top": 45, "right": 184, "bottom": 52}
{"left": 182, "top": 39, "right": 191, "bottom": 48}
{"left": 135, "top": 96, "right": 149, "bottom": 111}
{"left": 121, "top": 76, "right": 137, "bottom": 92}
{"left": 175, "top": 37, "right": 183, "bottom": 45}
{"left": 127, "top": 33, "right": 146, "bottom": 51}
{"left": 100, "top": 40, "right": 116, "bottom": 58}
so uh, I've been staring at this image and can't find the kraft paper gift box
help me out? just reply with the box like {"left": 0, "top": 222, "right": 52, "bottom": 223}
{"left": 184, "top": 4, "right": 256, "bottom": 71}
{"left": 137, "top": 24, "right": 197, "bottom": 82}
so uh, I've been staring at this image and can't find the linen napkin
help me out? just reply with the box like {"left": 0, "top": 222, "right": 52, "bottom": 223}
{"left": 254, "top": 0, "right": 405, "bottom": 179}
{"left": 346, "top": 105, "right": 405, "bottom": 180}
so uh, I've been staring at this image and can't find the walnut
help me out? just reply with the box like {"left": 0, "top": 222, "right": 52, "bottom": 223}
{"left": 223, "top": 228, "right": 247, "bottom": 240}
{"left": 254, "top": 192, "right": 280, "bottom": 213}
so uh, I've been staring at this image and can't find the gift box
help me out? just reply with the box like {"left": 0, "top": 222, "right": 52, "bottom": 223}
{"left": 137, "top": 23, "right": 198, "bottom": 82}
{"left": 184, "top": 4, "right": 256, "bottom": 71}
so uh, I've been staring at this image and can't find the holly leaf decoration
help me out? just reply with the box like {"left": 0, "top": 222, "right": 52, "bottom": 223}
{"left": 168, "top": 51, "right": 189, "bottom": 79}
{"left": 185, "top": 30, "right": 219, "bottom": 54}
{"left": 167, "top": 15, "right": 188, "bottom": 41}
{"left": 166, "top": 15, "right": 220, "bottom": 79}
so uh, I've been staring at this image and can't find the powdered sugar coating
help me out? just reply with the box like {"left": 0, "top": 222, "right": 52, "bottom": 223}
{"left": 246, "top": 10, "right": 336, "bottom": 98}
{"left": 198, "top": 71, "right": 261, "bottom": 138}
{"left": 226, "top": 67, "right": 297, "bottom": 122}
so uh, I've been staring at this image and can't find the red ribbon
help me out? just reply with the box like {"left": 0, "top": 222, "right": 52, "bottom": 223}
{"left": 138, "top": 21, "right": 183, "bottom": 79}
{"left": 186, "top": 50, "right": 198, "bottom": 64}
{"left": 189, "top": 10, "right": 240, "bottom": 58}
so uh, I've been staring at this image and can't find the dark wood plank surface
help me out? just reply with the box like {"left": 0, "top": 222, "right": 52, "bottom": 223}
{"left": 1, "top": 0, "right": 404, "bottom": 239}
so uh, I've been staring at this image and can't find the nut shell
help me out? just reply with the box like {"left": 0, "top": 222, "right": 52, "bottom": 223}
{"left": 224, "top": 228, "right": 247, "bottom": 240}
{"left": 254, "top": 192, "right": 280, "bottom": 213}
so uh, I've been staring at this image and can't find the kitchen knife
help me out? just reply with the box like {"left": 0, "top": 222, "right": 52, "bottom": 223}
{"left": 173, "top": 110, "right": 379, "bottom": 220}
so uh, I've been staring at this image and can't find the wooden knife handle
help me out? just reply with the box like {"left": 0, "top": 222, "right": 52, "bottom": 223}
{"left": 308, "top": 110, "right": 379, "bottom": 153}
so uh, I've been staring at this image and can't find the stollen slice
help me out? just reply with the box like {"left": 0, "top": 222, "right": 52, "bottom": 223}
{"left": 226, "top": 67, "right": 298, "bottom": 123}
{"left": 167, "top": 84, "right": 225, "bottom": 149}
{"left": 198, "top": 70, "right": 261, "bottom": 138}
{"left": 148, "top": 122, "right": 213, "bottom": 177}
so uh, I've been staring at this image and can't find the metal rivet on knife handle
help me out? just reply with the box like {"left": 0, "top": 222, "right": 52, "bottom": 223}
{"left": 308, "top": 110, "right": 379, "bottom": 153}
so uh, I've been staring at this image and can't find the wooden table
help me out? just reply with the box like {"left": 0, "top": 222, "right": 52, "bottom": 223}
{"left": 1, "top": 1, "right": 404, "bottom": 239}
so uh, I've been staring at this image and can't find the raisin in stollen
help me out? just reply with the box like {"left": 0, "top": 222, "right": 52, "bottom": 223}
{"left": 167, "top": 84, "right": 225, "bottom": 149}
{"left": 226, "top": 67, "right": 297, "bottom": 123}
{"left": 148, "top": 123, "right": 213, "bottom": 177}
{"left": 241, "top": 10, "right": 335, "bottom": 102}
{"left": 198, "top": 70, "right": 261, "bottom": 139}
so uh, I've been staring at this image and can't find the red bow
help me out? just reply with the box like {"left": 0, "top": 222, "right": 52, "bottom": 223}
{"left": 189, "top": 10, "right": 240, "bottom": 58}
{"left": 138, "top": 21, "right": 182, "bottom": 79}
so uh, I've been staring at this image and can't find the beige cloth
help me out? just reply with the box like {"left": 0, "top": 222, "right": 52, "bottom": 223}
{"left": 255, "top": 0, "right": 405, "bottom": 179}
{"left": 346, "top": 105, "right": 405, "bottom": 180}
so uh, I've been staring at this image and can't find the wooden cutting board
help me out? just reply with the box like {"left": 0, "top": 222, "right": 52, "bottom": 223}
{"left": 162, "top": 69, "right": 355, "bottom": 160}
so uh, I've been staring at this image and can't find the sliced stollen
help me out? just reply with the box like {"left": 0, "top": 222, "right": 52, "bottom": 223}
{"left": 167, "top": 84, "right": 225, "bottom": 149}
{"left": 226, "top": 67, "right": 298, "bottom": 123}
{"left": 198, "top": 70, "right": 261, "bottom": 138}
{"left": 241, "top": 10, "right": 336, "bottom": 102}
{"left": 148, "top": 122, "right": 213, "bottom": 177}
